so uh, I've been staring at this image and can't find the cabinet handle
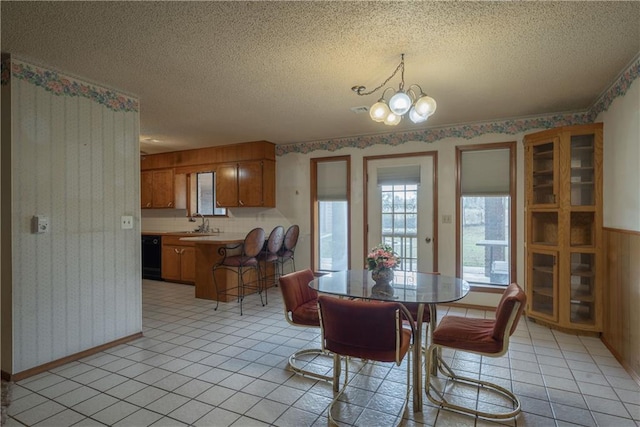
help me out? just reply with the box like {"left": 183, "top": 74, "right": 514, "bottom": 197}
{"left": 180, "top": 249, "right": 185, "bottom": 254}
{"left": 174, "top": 248, "right": 180, "bottom": 254}
{"left": 239, "top": 200, "right": 244, "bottom": 206}
{"left": 146, "top": 202, "right": 151, "bottom": 207}
{"left": 168, "top": 201, "right": 173, "bottom": 207}
{"left": 216, "top": 201, "right": 220, "bottom": 207}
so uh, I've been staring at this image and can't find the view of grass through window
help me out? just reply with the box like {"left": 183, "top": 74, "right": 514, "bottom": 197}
{"left": 461, "top": 196, "right": 510, "bottom": 285}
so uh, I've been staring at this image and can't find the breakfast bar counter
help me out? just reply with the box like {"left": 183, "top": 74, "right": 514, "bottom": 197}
{"left": 180, "top": 234, "right": 249, "bottom": 301}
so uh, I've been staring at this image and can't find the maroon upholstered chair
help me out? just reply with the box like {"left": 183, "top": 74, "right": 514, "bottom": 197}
{"left": 213, "top": 227, "right": 265, "bottom": 316}
{"left": 317, "top": 295, "right": 414, "bottom": 426}
{"left": 278, "top": 269, "right": 332, "bottom": 382}
{"left": 276, "top": 225, "right": 299, "bottom": 276}
{"left": 425, "top": 282, "right": 527, "bottom": 419}
{"left": 257, "top": 225, "right": 285, "bottom": 303}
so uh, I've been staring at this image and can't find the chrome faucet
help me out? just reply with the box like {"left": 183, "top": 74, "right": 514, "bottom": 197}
{"left": 190, "top": 213, "right": 209, "bottom": 232}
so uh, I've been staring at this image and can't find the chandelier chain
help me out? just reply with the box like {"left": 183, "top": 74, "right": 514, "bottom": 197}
{"left": 354, "top": 54, "right": 405, "bottom": 96}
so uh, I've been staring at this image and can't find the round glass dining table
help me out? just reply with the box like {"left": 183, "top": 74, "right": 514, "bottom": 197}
{"left": 309, "top": 269, "right": 470, "bottom": 412}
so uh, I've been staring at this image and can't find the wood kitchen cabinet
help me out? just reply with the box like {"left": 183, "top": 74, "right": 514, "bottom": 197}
{"left": 161, "top": 236, "right": 196, "bottom": 283}
{"left": 141, "top": 169, "right": 175, "bottom": 208}
{"left": 216, "top": 160, "right": 275, "bottom": 208}
{"left": 524, "top": 123, "right": 603, "bottom": 333}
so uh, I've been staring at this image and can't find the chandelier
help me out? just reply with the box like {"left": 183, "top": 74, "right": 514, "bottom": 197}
{"left": 352, "top": 54, "right": 437, "bottom": 126}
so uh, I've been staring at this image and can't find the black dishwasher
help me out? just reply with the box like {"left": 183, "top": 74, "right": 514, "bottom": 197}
{"left": 142, "top": 235, "right": 163, "bottom": 280}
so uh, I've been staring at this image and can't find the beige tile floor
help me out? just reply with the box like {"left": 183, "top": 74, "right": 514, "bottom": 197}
{"left": 5, "top": 279, "right": 640, "bottom": 426}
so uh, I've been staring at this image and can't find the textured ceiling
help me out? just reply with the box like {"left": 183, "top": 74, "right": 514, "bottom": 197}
{"left": 2, "top": 1, "right": 639, "bottom": 154}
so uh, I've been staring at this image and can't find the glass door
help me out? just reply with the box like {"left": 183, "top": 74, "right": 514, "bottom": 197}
{"left": 529, "top": 139, "right": 559, "bottom": 207}
{"left": 528, "top": 250, "right": 558, "bottom": 321}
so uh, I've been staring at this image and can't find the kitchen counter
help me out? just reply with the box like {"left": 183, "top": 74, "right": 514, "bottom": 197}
{"left": 180, "top": 233, "right": 254, "bottom": 302}
{"left": 141, "top": 231, "right": 220, "bottom": 236}
{"left": 179, "top": 233, "right": 247, "bottom": 244}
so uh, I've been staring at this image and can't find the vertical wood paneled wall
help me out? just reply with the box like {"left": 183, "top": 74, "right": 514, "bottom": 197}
{"left": 7, "top": 59, "right": 141, "bottom": 374}
{"left": 602, "top": 228, "right": 640, "bottom": 381}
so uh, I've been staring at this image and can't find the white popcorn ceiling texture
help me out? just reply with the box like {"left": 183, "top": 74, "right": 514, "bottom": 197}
{"left": 2, "top": 1, "right": 638, "bottom": 154}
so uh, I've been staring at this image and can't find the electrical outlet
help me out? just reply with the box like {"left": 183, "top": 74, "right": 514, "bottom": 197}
{"left": 121, "top": 215, "right": 133, "bottom": 229}
{"left": 442, "top": 214, "right": 452, "bottom": 224}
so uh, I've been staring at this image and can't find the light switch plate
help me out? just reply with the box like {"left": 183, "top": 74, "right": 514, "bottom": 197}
{"left": 442, "top": 214, "right": 452, "bottom": 224}
{"left": 121, "top": 215, "right": 133, "bottom": 229}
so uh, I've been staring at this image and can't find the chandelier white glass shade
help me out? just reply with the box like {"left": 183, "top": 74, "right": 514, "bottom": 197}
{"left": 352, "top": 54, "right": 437, "bottom": 126}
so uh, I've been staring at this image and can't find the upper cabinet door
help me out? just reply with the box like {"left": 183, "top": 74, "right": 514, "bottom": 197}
{"left": 152, "top": 169, "right": 175, "bottom": 208}
{"left": 215, "top": 163, "right": 239, "bottom": 207}
{"left": 141, "top": 171, "right": 154, "bottom": 208}
{"left": 569, "top": 132, "right": 598, "bottom": 207}
{"left": 142, "top": 169, "right": 175, "bottom": 208}
{"left": 526, "top": 137, "right": 559, "bottom": 208}
{"left": 238, "top": 161, "right": 264, "bottom": 207}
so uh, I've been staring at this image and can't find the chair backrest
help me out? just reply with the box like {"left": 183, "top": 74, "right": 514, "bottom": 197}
{"left": 279, "top": 269, "right": 317, "bottom": 315}
{"left": 266, "top": 225, "right": 285, "bottom": 255}
{"left": 317, "top": 295, "right": 412, "bottom": 364}
{"left": 282, "top": 225, "right": 300, "bottom": 252}
{"left": 492, "top": 282, "right": 527, "bottom": 341}
{"left": 243, "top": 228, "right": 266, "bottom": 258}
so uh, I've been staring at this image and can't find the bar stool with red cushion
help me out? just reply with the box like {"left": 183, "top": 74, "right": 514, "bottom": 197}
{"left": 425, "top": 282, "right": 526, "bottom": 420}
{"left": 317, "top": 295, "right": 415, "bottom": 426}
{"left": 278, "top": 269, "right": 333, "bottom": 382}
{"left": 213, "top": 227, "right": 265, "bottom": 316}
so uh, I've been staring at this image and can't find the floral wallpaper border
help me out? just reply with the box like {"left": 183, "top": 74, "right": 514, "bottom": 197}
{"left": 1, "top": 58, "right": 139, "bottom": 113}
{"left": 277, "top": 56, "right": 640, "bottom": 156}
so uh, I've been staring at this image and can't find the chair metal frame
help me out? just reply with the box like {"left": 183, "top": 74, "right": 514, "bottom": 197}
{"left": 317, "top": 296, "right": 415, "bottom": 426}
{"left": 425, "top": 286, "right": 524, "bottom": 420}
{"left": 213, "top": 227, "right": 265, "bottom": 316}
{"left": 279, "top": 270, "right": 333, "bottom": 383}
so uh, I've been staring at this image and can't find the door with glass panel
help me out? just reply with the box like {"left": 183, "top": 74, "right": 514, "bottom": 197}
{"left": 366, "top": 155, "right": 435, "bottom": 273}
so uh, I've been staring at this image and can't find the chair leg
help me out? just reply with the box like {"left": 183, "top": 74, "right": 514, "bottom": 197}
{"left": 425, "top": 344, "right": 522, "bottom": 420}
{"left": 327, "top": 352, "right": 410, "bottom": 427}
{"left": 213, "top": 266, "right": 222, "bottom": 312}
{"left": 238, "top": 267, "right": 244, "bottom": 316}
{"left": 328, "top": 354, "right": 348, "bottom": 426}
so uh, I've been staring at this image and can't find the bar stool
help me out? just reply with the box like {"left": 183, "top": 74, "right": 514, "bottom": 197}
{"left": 213, "top": 227, "right": 265, "bottom": 316}
{"left": 277, "top": 224, "right": 299, "bottom": 277}
{"left": 257, "top": 225, "right": 285, "bottom": 304}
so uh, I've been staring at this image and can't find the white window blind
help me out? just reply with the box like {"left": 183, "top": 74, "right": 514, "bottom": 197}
{"left": 377, "top": 165, "right": 421, "bottom": 186}
{"left": 461, "top": 149, "right": 510, "bottom": 195}
{"left": 317, "top": 160, "right": 348, "bottom": 201}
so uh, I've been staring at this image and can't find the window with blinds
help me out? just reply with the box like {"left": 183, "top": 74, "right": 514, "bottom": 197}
{"left": 457, "top": 145, "right": 515, "bottom": 287}
{"left": 312, "top": 157, "right": 350, "bottom": 272}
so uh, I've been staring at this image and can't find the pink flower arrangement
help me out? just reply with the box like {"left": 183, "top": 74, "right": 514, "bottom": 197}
{"left": 366, "top": 243, "right": 400, "bottom": 271}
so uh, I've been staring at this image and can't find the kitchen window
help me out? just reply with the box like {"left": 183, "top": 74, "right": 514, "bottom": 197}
{"left": 195, "top": 172, "right": 226, "bottom": 216}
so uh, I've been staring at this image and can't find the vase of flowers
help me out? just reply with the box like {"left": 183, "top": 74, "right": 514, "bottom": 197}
{"left": 366, "top": 243, "right": 400, "bottom": 290}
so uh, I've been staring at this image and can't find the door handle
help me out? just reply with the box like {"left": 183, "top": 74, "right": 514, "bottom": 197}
{"left": 425, "top": 237, "right": 432, "bottom": 243}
